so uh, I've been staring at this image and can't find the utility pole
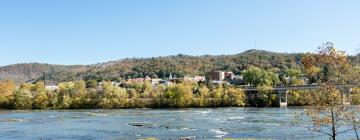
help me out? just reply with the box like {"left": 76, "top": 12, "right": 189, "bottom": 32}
{"left": 43, "top": 72, "right": 46, "bottom": 93}
{"left": 43, "top": 72, "right": 46, "bottom": 86}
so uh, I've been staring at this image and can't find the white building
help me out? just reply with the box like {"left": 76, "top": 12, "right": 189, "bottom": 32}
{"left": 45, "top": 85, "right": 58, "bottom": 91}
{"left": 183, "top": 76, "right": 206, "bottom": 82}
{"left": 151, "top": 79, "right": 162, "bottom": 86}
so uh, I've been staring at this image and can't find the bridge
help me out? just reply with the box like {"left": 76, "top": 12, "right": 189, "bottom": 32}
{"left": 237, "top": 84, "right": 358, "bottom": 107}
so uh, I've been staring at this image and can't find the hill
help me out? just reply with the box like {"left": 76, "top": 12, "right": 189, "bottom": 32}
{"left": 0, "top": 63, "right": 88, "bottom": 84}
{"left": 0, "top": 50, "right": 308, "bottom": 84}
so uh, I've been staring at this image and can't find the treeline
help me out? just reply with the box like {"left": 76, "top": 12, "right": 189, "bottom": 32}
{"left": 0, "top": 80, "right": 247, "bottom": 109}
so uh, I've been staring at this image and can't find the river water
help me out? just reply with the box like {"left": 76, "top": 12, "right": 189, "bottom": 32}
{"left": 0, "top": 107, "right": 355, "bottom": 140}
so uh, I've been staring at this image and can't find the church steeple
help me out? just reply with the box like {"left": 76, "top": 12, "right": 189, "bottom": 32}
{"left": 169, "top": 73, "right": 173, "bottom": 79}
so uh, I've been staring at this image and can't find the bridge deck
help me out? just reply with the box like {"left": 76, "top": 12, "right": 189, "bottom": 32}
{"left": 239, "top": 84, "right": 357, "bottom": 92}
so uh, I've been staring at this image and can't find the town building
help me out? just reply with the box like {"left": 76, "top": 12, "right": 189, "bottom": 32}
{"left": 207, "top": 71, "right": 236, "bottom": 84}
{"left": 45, "top": 85, "right": 58, "bottom": 91}
{"left": 126, "top": 78, "right": 146, "bottom": 84}
{"left": 183, "top": 76, "right": 206, "bottom": 82}
{"left": 224, "top": 72, "right": 235, "bottom": 80}
{"left": 230, "top": 75, "right": 245, "bottom": 85}
{"left": 151, "top": 78, "right": 162, "bottom": 86}
{"left": 207, "top": 71, "right": 225, "bottom": 81}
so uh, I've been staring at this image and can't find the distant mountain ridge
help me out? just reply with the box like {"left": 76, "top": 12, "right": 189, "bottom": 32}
{"left": 1, "top": 49, "right": 358, "bottom": 84}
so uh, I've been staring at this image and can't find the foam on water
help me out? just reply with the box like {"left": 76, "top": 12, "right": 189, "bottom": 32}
{"left": 228, "top": 116, "right": 245, "bottom": 120}
{"left": 210, "top": 128, "right": 229, "bottom": 138}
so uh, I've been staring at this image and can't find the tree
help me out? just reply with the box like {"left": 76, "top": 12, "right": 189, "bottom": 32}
{"left": 86, "top": 80, "right": 97, "bottom": 89}
{"left": 242, "top": 66, "right": 280, "bottom": 87}
{"left": 164, "top": 83, "right": 193, "bottom": 108}
{"left": 256, "top": 85, "right": 276, "bottom": 107}
{"left": 0, "top": 80, "right": 15, "bottom": 108}
{"left": 13, "top": 88, "right": 33, "bottom": 109}
{"left": 99, "top": 81, "right": 128, "bottom": 108}
{"left": 198, "top": 86, "right": 210, "bottom": 107}
{"left": 72, "top": 80, "right": 88, "bottom": 108}
{"left": 286, "top": 68, "right": 301, "bottom": 78}
{"left": 33, "top": 91, "right": 49, "bottom": 109}
{"left": 242, "top": 66, "right": 263, "bottom": 86}
{"left": 345, "top": 105, "right": 360, "bottom": 140}
{"left": 226, "top": 87, "right": 246, "bottom": 107}
{"left": 295, "top": 42, "right": 360, "bottom": 140}
{"left": 211, "top": 85, "right": 224, "bottom": 106}
{"left": 150, "top": 84, "right": 166, "bottom": 107}
{"left": 31, "top": 82, "right": 49, "bottom": 109}
{"left": 57, "top": 82, "right": 75, "bottom": 108}
{"left": 32, "top": 81, "right": 45, "bottom": 93}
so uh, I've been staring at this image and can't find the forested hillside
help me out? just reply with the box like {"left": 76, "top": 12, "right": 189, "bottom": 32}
{"left": 3, "top": 49, "right": 356, "bottom": 84}
{"left": 84, "top": 49, "right": 304, "bottom": 80}
{"left": 0, "top": 63, "right": 88, "bottom": 83}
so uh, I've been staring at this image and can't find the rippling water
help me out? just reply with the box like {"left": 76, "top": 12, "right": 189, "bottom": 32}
{"left": 0, "top": 107, "right": 354, "bottom": 140}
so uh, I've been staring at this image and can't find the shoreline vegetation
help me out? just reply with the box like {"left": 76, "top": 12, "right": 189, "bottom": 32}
{"left": 0, "top": 80, "right": 248, "bottom": 110}
{"left": 0, "top": 79, "right": 358, "bottom": 110}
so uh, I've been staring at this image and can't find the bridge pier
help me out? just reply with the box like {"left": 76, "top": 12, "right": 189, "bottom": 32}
{"left": 277, "top": 90, "right": 288, "bottom": 108}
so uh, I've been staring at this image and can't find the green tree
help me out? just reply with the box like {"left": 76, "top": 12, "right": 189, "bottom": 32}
{"left": 242, "top": 66, "right": 280, "bottom": 86}
{"left": 286, "top": 68, "right": 301, "bottom": 78}
{"left": 242, "top": 66, "right": 263, "bottom": 86}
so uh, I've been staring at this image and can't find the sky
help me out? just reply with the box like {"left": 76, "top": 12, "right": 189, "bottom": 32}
{"left": 0, "top": 0, "right": 360, "bottom": 66}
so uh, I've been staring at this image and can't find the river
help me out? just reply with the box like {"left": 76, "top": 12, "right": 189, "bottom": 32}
{"left": 0, "top": 107, "right": 355, "bottom": 140}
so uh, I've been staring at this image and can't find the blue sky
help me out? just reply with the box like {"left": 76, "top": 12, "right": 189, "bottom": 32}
{"left": 0, "top": 0, "right": 359, "bottom": 66}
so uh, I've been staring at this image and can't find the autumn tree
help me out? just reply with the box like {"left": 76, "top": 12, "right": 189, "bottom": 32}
{"left": 0, "top": 80, "right": 15, "bottom": 108}
{"left": 295, "top": 42, "right": 360, "bottom": 140}
{"left": 14, "top": 87, "right": 33, "bottom": 109}
{"left": 197, "top": 85, "right": 210, "bottom": 107}
{"left": 99, "top": 81, "right": 128, "bottom": 108}
{"left": 57, "top": 82, "right": 75, "bottom": 109}
{"left": 29, "top": 82, "right": 49, "bottom": 109}
{"left": 164, "top": 83, "right": 193, "bottom": 108}
{"left": 226, "top": 87, "right": 246, "bottom": 107}
{"left": 71, "top": 80, "right": 89, "bottom": 108}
